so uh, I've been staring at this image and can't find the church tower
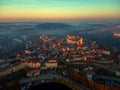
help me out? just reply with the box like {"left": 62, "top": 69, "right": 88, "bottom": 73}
{"left": 77, "top": 37, "right": 83, "bottom": 46}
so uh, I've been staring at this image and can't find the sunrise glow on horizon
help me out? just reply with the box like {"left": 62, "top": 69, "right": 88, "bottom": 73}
{"left": 0, "top": 0, "right": 120, "bottom": 21}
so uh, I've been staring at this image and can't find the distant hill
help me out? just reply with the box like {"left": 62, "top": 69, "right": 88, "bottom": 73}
{"left": 35, "top": 23, "right": 73, "bottom": 29}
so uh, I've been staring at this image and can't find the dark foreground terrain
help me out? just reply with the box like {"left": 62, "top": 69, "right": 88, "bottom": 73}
{"left": 29, "top": 82, "right": 72, "bottom": 90}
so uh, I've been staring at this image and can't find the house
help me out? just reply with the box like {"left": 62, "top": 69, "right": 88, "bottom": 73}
{"left": 25, "top": 60, "right": 41, "bottom": 68}
{"left": 12, "top": 62, "right": 25, "bottom": 72}
{"left": 46, "top": 60, "right": 58, "bottom": 68}
{"left": 27, "top": 69, "right": 40, "bottom": 77}
{"left": 102, "top": 50, "right": 110, "bottom": 55}
{"left": 116, "top": 69, "right": 120, "bottom": 76}
{"left": 0, "top": 67, "right": 12, "bottom": 77}
{"left": 72, "top": 55, "right": 84, "bottom": 61}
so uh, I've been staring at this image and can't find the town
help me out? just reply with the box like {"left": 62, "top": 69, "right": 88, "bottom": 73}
{"left": 0, "top": 35, "right": 120, "bottom": 90}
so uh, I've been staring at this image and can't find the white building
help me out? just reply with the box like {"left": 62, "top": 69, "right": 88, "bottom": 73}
{"left": 116, "top": 69, "right": 120, "bottom": 76}
{"left": 86, "top": 73, "right": 92, "bottom": 80}
{"left": 102, "top": 50, "right": 110, "bottom": 55}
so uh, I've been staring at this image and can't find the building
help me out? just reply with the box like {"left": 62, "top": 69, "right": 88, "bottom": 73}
{"left": 116, "top": 69, "right": 120, "bottom": 76}
{"left": 72, "top": 55, "right": 84, "bottom": 61}
{"left": 12, "top": 62, "right": 25, "bottom": 72}
{"left": 102, "top": 50, "right": 110, "bottom": 55}
{"left": 114, "top": 33, "right": 120, "bottom": 37}
{"left": 25, "top": 49, "right": 31, "bottom": 54}
{"left": 0, "top": 67, "right": 12, "bottom": 77}
{"left": 77, "top": 37, "right": 83, "bottom": 46}
{"left": 25, "top": 60, "right": 41, "bottom": 68}
{"left": 86, "top": 73, "right": 93, "bottom": 80}
{"left": 26, "top": 69, "right": 40, "bottom": 77}
{"left": 66, "top": 35, "right": 83, "bottom": 46}
{"left": 0, "top": 61, "right": 25, "bottom": 77}
{"left": 46, "top": 60, "right": 58, "bottom": 68}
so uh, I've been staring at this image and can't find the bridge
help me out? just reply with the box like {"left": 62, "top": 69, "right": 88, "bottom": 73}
{"left": 20, "top": 74, "right": 90, "bottom": 90}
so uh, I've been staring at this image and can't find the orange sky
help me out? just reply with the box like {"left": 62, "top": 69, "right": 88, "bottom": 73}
{"left": 0, "top": 0, "right": 120, "bottom": 21}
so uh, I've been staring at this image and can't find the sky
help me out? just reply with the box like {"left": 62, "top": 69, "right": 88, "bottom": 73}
{"left": 0, "top": 0, "right": 120, "bottom": 21}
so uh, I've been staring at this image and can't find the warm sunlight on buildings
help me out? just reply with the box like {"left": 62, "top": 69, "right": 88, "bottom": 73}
{"left": 114, "top": 33, "right": 120, "bottom": 37}
{"left": 66, "top": 35, "right": 83, "bottom": 46}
